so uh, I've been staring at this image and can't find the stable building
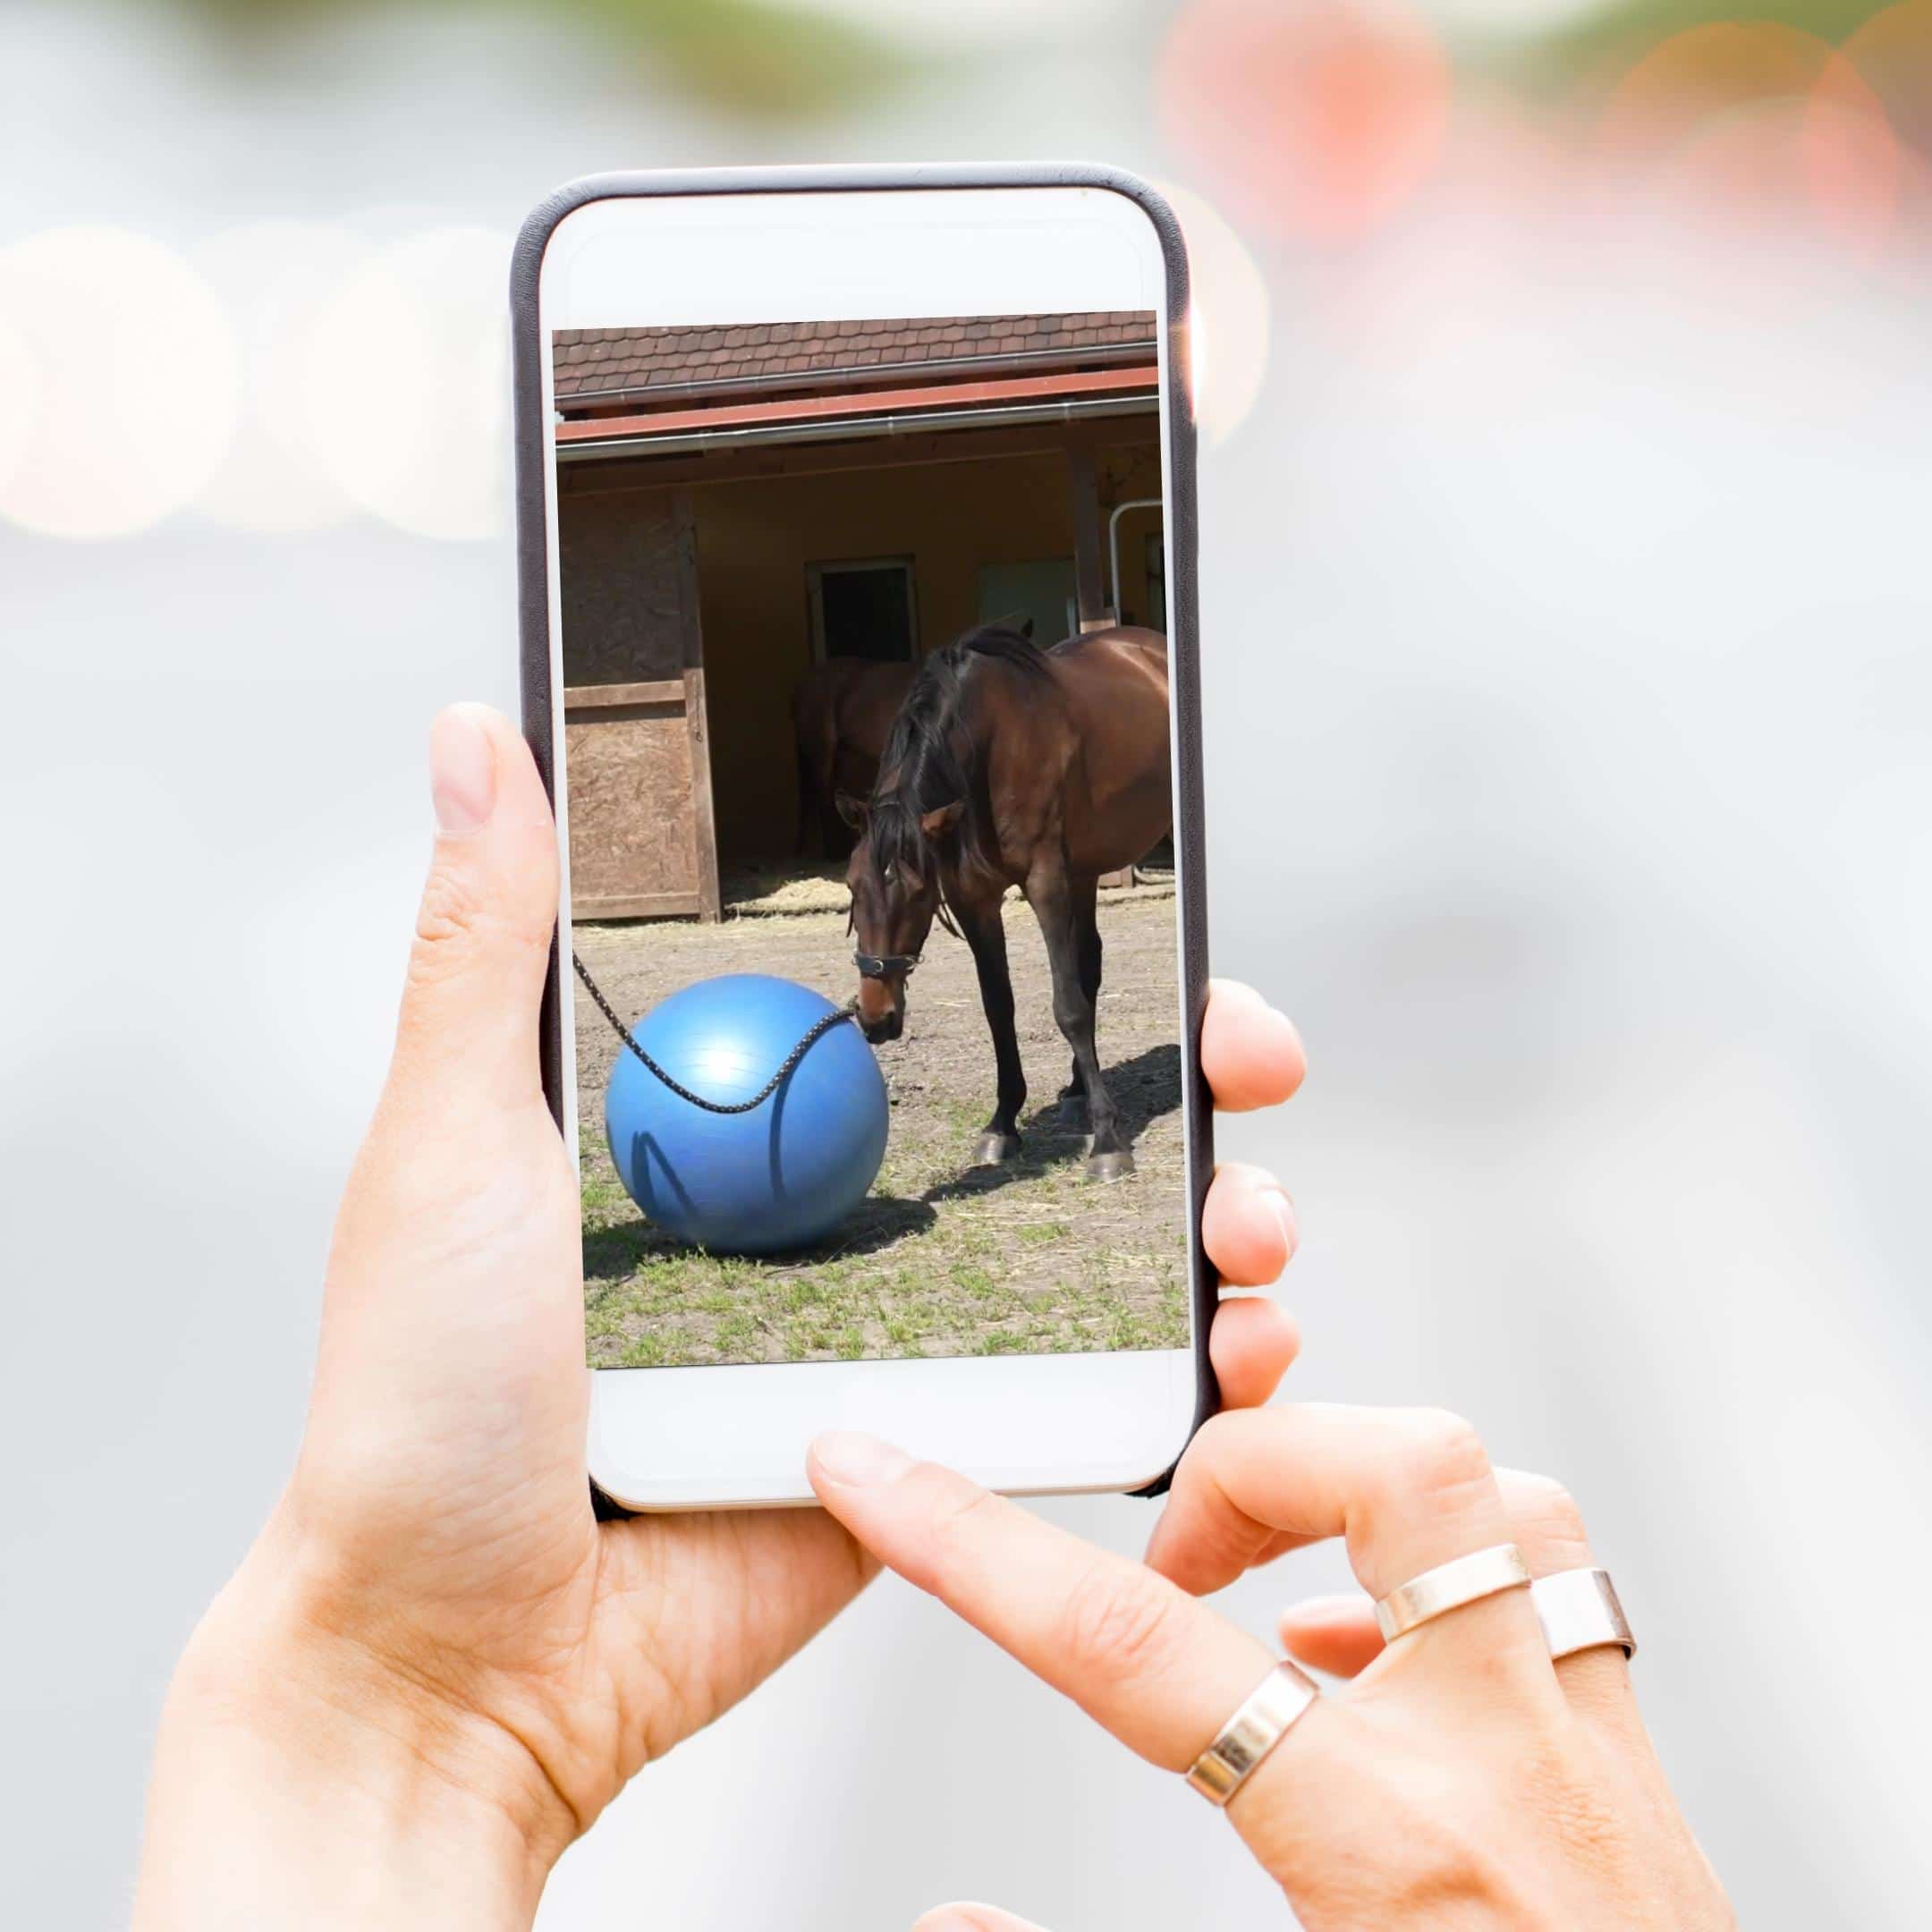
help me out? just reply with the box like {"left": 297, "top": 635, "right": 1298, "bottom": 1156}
{"left": 554, "top": 311, "right": 1165, "bottom": 920}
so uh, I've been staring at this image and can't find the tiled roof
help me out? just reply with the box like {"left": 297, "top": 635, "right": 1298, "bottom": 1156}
{"left": 552, "top": 311, "right": 1155, "bottom": 408}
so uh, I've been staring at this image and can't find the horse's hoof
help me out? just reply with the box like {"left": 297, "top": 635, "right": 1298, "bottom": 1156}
{"left": 973, "top": 1131, "right": 1022, "bottom": 1165}
{"left": 1087, "top": 1148, "right": 1136, "bottom": 1183}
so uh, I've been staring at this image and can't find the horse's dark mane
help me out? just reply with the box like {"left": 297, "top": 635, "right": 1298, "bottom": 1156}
{"left": 865, "top": 623, "right": 1049, "bottom": 902}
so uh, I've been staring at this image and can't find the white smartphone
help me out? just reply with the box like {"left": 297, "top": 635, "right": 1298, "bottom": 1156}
{"left": 513, "top": 165, "right": 1213, "bottom": 1511}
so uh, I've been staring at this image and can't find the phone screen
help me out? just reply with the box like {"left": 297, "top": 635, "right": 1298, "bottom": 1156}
{"left": 546, "top": 192, "right": 1189, "bottom": 1374}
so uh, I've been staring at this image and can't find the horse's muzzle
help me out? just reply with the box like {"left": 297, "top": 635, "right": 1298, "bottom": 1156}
{"left": 859, "top": 1008, "right": 903, "bottom": 1046}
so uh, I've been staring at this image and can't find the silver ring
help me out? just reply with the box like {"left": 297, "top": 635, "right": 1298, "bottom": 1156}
{"left": 1375, "top": 1543, "right": 1532, "bottom": 1643}
{"left": 1533, "top": 1567, "right": 1635, "bottom": 1661}
{"left": 1184, "top": 1660, "right": 1320, "bottom": 1807}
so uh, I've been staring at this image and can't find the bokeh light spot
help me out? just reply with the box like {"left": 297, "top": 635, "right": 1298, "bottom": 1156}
{"left": 302, "top": 227, "right": 511, "bottom": 544}
{"left": 1599, "top": 21, "right": 1904, "bottom": 247}
{"left": 0, "top": 228, "right": 239, "bottom": 540}
{"left": 0, "top": 313, "right": 39, "bottom": 497}
{"left": 1158, "top": 0, "right": 1451, "bottom": 244}
{"left": 1149, "top": 182, "right": 1271, "bottom": 445}
{"left": 192, "top": 222, "right": 369, "bottom": 536}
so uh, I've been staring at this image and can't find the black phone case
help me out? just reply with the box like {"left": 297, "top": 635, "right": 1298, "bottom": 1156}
{"left": 511, "top": 163, "right": 1216, "bottom": 1503}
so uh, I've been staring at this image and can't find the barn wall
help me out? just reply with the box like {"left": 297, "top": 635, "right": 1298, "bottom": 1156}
{"left": 557, "top": 488, "right": 687, "bottom": 683}
{"left": 555, "top": 487, "right": 720, "bottom": 919}
{"left": 693, "top": 435, "right": 1162, "bottom": 868}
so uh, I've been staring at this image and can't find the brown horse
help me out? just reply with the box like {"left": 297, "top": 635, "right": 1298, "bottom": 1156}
{"left": 840, "top": 622, "right": 1172, "bottom": 1181}
{"left": 791, "top": 657, "right": 915, "bottom": 856}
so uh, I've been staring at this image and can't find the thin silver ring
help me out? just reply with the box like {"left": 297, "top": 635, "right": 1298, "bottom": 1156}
{"left": 1533, "top": 1567, "right": 1636, "bottom": 1661}
{"left": 1184, "top": 1660, "right": 1320, "bottom": 1807}
{"left": 1375, "top": 1543, "right": 1532, "bottom": 1643}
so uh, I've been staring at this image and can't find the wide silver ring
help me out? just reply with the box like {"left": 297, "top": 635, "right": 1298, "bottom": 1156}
{"left": 1533, "top": 1567, "right": 1636, "bottom": 1661}
{"left": 1375, "top": 1543, "right": 1532, "bottom": 1643}
{"left": 1184, "top": 1660, "right": 1320, "bottom": 1807}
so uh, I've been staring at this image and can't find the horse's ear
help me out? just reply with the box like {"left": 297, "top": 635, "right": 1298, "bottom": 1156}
{"left": 919, "top": 801, "right": 965, "bottom": 842}
{"left": 1017, "top": 615, "right": 1034, "bottom": 639}
{"left": 835, "top": 791, "right": 869, "bottom": 830}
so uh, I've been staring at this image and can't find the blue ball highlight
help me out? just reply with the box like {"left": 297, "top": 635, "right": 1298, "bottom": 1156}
{"left": 603, "top": 973, "right": 889, "bottom": 1256}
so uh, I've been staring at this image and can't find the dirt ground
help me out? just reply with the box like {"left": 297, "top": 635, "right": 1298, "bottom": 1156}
{"left": 574, "top": 876, "right": 1188, "bottom": 1366}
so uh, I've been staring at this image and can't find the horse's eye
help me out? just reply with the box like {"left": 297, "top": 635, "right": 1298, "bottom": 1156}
{"left": 883, "top": 865, "right": 896, "bottom": 886}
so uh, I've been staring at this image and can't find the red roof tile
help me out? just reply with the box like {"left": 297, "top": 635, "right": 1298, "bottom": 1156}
{"left": 551, "top": 310, "right": 1155, "bottom": 410}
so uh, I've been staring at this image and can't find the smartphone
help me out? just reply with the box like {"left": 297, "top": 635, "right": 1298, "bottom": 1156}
{"left": 513, "top": 165, "right": 1213, "bottom": 1510}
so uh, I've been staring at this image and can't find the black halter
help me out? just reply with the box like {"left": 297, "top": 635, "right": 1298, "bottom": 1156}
{"left": 853, "top": 949, "right": 920, "bottom": 981}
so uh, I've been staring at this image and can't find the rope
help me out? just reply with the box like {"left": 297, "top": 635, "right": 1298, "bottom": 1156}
{"left": 572, "top": 952, "right": 860, "bottom": 1116}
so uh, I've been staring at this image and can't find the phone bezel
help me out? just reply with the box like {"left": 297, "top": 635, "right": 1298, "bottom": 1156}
{"left": 512, "top": 165, "right": 1216, "bottom": 1510}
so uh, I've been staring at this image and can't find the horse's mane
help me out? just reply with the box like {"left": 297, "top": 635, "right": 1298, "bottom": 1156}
{"left": 866, "top": 623, "right": 1050, "bottom": 903}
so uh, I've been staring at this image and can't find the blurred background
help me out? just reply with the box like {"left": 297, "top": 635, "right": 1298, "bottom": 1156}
{"left": 4, "top": 0, "right": 1929, "bottom": 1924}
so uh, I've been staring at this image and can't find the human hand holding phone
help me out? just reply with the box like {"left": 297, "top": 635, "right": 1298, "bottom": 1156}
{"left": 811, "top": 1410, "right": 1736, "bottom": 1931}
{"left": 131, "top": 705, "right": 1310, "bottom": 1930}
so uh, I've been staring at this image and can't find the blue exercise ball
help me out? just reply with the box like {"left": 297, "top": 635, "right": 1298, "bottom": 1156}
{"left": 603, "top": 973, "right": 889, "bottom": 1256}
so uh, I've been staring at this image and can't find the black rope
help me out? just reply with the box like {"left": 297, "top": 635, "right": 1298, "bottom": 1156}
{"left": 572, "top": 952, "right": 860, "bottom": 1116}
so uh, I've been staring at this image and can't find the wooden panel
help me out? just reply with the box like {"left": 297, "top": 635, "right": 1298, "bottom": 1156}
{"left": 570, "top": 890, "right": 703, "bottom": 920}
{"left": 674, "top": 488, "right": 723, "bottom": 923}
{"left": 564, "top": 704, "right": 699, "bottom": 913}
{"left": 559, "top": 490, "right": 686, "bottom": 686}
{"left": 558, "top": 482, "right": 720, "bottom": 923}
{"left": 564, "top": 679, "right": 685, "bottom": 709}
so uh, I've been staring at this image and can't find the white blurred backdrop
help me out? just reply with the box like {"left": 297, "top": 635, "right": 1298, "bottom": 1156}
{"left": 3, "top": 1, "right": 1929, "bottom": 1926}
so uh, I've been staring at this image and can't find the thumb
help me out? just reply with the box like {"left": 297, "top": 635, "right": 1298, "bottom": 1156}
{"left": 387, "top": 702, "right": 557, "bottom": 1119}
{"left": 913, "top": 1909, "right": 1053, "bottom": 1932}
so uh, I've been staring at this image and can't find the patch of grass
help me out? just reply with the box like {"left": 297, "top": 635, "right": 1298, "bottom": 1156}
{"left": 1015, "top": 1221, "right": 1070, "bottom": 1246}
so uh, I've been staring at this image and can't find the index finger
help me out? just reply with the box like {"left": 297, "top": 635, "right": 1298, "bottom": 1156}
{"left": 808, "top": 1430, "right": 1275, "bottom": 1770}
{"left": 1202, "top": 979, "right": 1305, "bottom": 1113}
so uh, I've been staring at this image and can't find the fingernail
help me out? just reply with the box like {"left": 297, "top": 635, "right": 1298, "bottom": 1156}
{"left": 1267, "top": 1188, "right": 1298, "bottom": 1258}
{"left": 430, "top": 705, "right": 496, "bottom": 835}
{"left": 812, "top": 1429, "right": 915, "bottom": 1487}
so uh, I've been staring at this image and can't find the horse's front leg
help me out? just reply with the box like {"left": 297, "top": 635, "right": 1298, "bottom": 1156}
{"left": 1058, "top": 907, "right": 1103, "bottom": 1123}
{"left": 1032, "top": 871, "right": 1130, "bottom": 1182}
{"left": 954, "top": 894, "right": 1027, "bottom": 1165}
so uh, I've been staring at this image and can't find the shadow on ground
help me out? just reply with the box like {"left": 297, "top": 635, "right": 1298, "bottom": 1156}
{"left": 582, "top": 1191, "right": 937, "bottom": 1283}
{"left": 922, "top": 1042, "right": 1182, "bottom": 1205}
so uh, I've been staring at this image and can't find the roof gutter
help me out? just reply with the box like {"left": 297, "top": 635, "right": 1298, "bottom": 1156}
{"left": 555, "top": 392, "right": 1158, "bottom": 464}
{"left": 557, "top": 339, "right": 1156, "bottom": 413}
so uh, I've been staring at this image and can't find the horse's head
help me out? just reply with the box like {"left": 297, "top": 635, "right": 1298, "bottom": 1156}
{"left": 839, "top": 789, "right": 963, "bottom": 1044}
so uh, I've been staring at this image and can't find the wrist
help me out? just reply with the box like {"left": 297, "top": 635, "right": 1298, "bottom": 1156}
{"left": 135, "top": 1530, "right": 572, "bottom": 1932}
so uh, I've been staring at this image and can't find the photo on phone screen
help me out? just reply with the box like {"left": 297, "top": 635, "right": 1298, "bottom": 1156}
{"left": 553, "top": 305, "right": 1182, "bottom": 1369}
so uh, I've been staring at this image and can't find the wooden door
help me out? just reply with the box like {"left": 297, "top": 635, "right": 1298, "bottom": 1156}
{"left": 558, "top": 485, "right": 720, "bottom": 921}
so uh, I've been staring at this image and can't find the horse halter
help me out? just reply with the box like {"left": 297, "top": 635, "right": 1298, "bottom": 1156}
{"left": 853, "top": 949, "right": 920, "bottom": 981}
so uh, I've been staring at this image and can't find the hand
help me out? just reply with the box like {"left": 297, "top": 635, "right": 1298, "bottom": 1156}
{"left": 132, "top": 704, "right": 1312, "bottom": 1931}
{"left": 811, "top": 1407, "right": 1736, "bottom": 1930}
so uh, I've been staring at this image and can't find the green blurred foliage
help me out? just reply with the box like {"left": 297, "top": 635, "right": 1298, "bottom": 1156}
{"left": 168, "top": 0, "right": 909, "bottom": 120}
{"left": 1510, "top": 0, "right": 1908, "bottom": 80}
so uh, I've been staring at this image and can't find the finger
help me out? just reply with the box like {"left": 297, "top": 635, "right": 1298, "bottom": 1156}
{"left": 1490, "top": 1469, "right": 1638, "bottom": 1724}
{"left": 1278, "top": 1592, "right": 1381, "bottom": 1679}
{"left": 1202, "top": 979, "right": 1305, "bottom": 1113}
{"left": 598, "top": 1506, "right": 879, "bottom": 1760}
{"left": 1273, "top": 1475, "right": 1636, "bottom": 1716}
{"left": 913, "top": 1907, "right": 1051, "bottom": 1932}
{"left": 809, "top": 1432, "right": 1281, "bottom": 1770}
{"left": 1143, "top": 1405, "right": 1553, "bottom": 1690}
{"left": 386, "top": 703, "right": 558, "bottom": 1121}
{"left": 306, "top": 707, "right": 572, "bottom": 1488}
{"left": 1208, "top": 1292, "right": 1300, "bottom": 1410}
{"left": 1203, "top": 1160, "right": 1297, "bottom": 1286}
